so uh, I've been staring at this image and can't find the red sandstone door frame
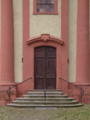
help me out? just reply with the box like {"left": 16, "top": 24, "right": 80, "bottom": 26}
{"left": 23, "top": 34, "right": 68, "bottom": 90}
{"left": 33, "top": 43, "right": 60, "bottom": 90}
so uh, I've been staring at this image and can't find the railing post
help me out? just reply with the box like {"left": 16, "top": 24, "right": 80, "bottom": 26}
{"left": 59, "top": 78, "right": 84, "bottom": 104}
{"left": 9, "top": 87, "right": 11, "bottom": 103}
{"left": 7, "top": 78, "right": 32, "bottom": 104}
{"left": 80, "top": 87, "right": 82, "bottom": 103}
{"left": 44, "top": 78, "right": 46, "bottom": 105}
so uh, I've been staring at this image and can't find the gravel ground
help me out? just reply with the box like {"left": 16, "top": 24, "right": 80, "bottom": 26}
{"left": 0, "top": 104, "right": 90, "bottom": 120}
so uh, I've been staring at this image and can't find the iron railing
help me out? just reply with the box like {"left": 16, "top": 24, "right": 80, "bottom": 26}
{"left": 44, "top": 78, "right": 46, "bottom": 105}
{"left": 7, "top": 77, "right": 32, "bottom": 103}
{"left": 59, "top": 78, "right": 84, "bottom": 103}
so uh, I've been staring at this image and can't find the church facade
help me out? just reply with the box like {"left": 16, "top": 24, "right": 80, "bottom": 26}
{"left": 0, "top": 0, "right": 90, "bottom": 106}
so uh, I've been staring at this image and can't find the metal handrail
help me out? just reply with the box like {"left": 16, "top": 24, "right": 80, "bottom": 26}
{"left": 44, "top": 78, "right": 46, "bottom": 105}
{"left": 59, "top": 78, "right": 84, "bottom": 103}
{"left": 7, "top": 77, "right": 32, "bottom": 103}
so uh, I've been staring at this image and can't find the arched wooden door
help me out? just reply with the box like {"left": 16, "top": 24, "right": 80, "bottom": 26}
{"left": 34, "top": 46, "right": 56, "bottom": 89}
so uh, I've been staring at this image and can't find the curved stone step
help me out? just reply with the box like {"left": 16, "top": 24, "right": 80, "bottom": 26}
{"left": 23, "top": 94, "right": 67, "bottom": 98}
{"left": 28, "top": 92, "right": 63, "bottom": 95}
{"left": 7, "top": 103, "right": 83, "bottom": 108}
{"left": 16, "top": 97, "right": 74, "bottom": 101}
{"left": 7, "top": 89, "right": 83, "bottom": 108}
{"left": 12, "top": 100, "right": 78, "bottom": 105}
{"left": 29, "top": 89, "right": 62, "bottom": 92}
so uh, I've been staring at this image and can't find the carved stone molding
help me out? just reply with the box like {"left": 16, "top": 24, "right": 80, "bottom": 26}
{"left": 27, "top": 34, "right": 64, "bottom": 45}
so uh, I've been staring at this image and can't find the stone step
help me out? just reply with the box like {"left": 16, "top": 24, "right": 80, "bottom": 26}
{"left": 7, "top": 103, "right": 83, "bottom": 108}
{"left": 7, "top": 89, "right": 83, "bottom": 108}
{"left": 23, "top": 94, "right": 67, "bottom": 98}
{"left": 12, "top": 100, "right": 78, "bottom": 105}
{"left": 29, "top": 89, "right": 62, "bottom": 92}
{"left": 16, "top": 97, "right": 74, "bottom": 101}
{"left": 28, "top": 92, "right": 63, "bottom": 95}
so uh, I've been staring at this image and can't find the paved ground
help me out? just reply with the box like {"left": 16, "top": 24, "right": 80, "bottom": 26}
{"left": 0, "top": 104, "right": 90, "bottom": 120}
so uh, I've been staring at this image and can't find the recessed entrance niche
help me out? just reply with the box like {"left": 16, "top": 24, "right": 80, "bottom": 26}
{"left": 34, "top": 46, "right": 56, "bottom": 89}
{"left": 25, "top": 34, "right": 66, "bottom": 90}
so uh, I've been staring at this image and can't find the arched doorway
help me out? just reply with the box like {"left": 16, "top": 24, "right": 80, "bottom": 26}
{"left": 34, "top": 46, "right": 56, "bottom": 89}
{"left": 24, "top": 34, "right": 65, "bottom": 90}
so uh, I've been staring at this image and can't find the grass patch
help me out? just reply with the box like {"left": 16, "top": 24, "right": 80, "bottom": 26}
{"left": 0, "top": 104, "right": 90, "bottom": 120}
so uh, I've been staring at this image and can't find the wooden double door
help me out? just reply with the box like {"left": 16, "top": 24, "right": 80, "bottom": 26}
{"left": 34, "top": 46, "right": 56, "bottom": 89}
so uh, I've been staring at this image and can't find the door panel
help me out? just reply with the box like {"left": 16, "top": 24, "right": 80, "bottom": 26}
{"left": 35, "top": 59, "right": 44, "bottom": 78}
{"left": 34, "top": 59, "right": 45, "bottom": 89}
{"left": 34, "top": 46, "right": 56, "bottom": 89}
{"left": 35, "top": 78, "right": 44, "bottom": 89}
{"left": 34, "top": 47, "right": 45, "bottom": 58}
{"left": 46, "top": 78, "right": 56, "bottom": 89}
{"left": 46, "top": 47, "right": 56, "bottom": 58}
{"left": 46, "top": 59, "right": 56, "bottom": 78}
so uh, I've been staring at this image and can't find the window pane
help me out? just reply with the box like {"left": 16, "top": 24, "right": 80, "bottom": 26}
{"left": 37, "top": 0, "right": 46, "bottom": 4}
{"left": 37, "top": 0, "right": 54, "bottom": 4}
{"left": 42, "top": 0, "right": 46, "bottom": 4}
{"left": 51, "top": 0, "right": 54, "bottom": 4}
{"left": 37, "top": 0, "right": 40, "bottom": 4}
{"left": 46, "top": 5, "right": 50, "bottom": 12}
{"left": 50, "top": 5, "right": 54, "bottom": 12}
{"left": 37, "top": 5, "right": 46, "bottom": 12}
{"left": 46, "top": 5, "right": 54, "bottom": 12}
{"left": 37, "top": 5, "right": 40, "bottom": 12}
{"left": 37, "top": 0, "right": 42, "bottom": 4}
{"left": 46, "top": 0, "right": 51, "bottom": 4}
{"left": 37, "top": 0, "right": 54, "bottom": 12}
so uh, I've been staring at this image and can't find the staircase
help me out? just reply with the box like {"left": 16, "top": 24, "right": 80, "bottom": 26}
{"left": 7, "top": 89, "right": 83, "bottom": 108}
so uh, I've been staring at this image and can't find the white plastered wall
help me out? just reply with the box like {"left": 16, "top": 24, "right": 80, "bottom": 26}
{"left": 0, "top": 0, "right": 1, "bottom": 81}
{"left": 68, "top": 0, "right": 77, "bottom": 82}
{"left": 13, "top": 0, "right": 23, "bottom": 82}
{"left": 30, "top": 0, "right": 61, "bottom": 38}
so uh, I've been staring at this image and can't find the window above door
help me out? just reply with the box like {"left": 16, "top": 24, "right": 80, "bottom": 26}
{"left": 33, "top": 0, "right": 58, "bottom": 15}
